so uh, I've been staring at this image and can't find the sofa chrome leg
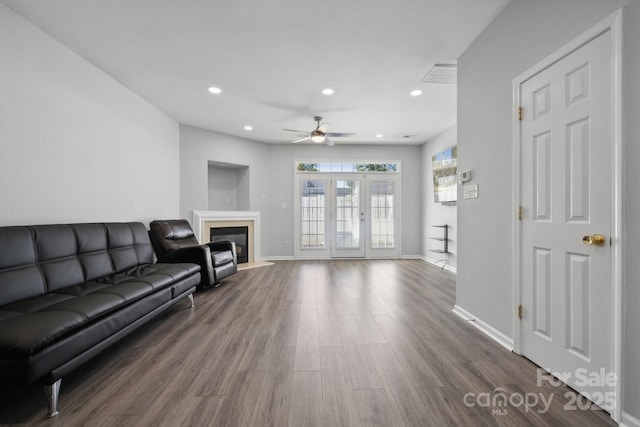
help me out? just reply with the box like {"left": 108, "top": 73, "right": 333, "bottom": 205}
{"left": 44, "top": 379, "right": 61, "bottom": 418}
{"left": 188, "top": 293, "right": 195, "bottom": 308}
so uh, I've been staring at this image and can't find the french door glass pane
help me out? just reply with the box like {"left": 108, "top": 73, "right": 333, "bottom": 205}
{"left": 301, "top": 180, "right": 325, "bottom": 248}
{"left": 335, "top": 180, "right": 360, "bottom": 249}
{"left": 370, "top": 180, "right": 394, "bottom": 248}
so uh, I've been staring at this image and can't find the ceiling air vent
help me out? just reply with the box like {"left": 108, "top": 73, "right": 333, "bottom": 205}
{"left": 422, "top": 64, "right": 457, "bottom": 84}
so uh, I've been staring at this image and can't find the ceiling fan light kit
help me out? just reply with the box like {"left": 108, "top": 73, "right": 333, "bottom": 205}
{"left": 283, "top": 116, "right": 355, "bottom": 146}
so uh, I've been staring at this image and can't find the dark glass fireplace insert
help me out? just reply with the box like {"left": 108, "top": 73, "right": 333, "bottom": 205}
{"left": 210, "top": 226, "right": 249, "bottom": 264}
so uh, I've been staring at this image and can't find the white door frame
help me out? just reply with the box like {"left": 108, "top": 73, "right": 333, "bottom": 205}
{"left": 511, "top": 10, "right": 623, "bottom": 422}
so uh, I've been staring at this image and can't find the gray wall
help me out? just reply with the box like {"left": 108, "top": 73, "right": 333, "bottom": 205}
{"left": 180, "top": 125, "right": 423, "bottom": 258}
{"left": 0, "top": 4, "right": 180, "bottom": 226}
{"left": 421, "top": 126, "right": 458, "bottom": 271}
{"left": 456, "top": 0, "right": 638, "bottom": 420}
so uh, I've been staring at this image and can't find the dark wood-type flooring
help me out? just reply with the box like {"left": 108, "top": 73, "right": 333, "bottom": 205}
{"left": 0, "top": 260, "right": 616, "bottom": 426}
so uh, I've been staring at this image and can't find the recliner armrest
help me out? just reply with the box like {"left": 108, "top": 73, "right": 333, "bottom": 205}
{"left": 205, "top": 240, "right": 234, "bottom": 252}
{"left": 157, "top": 245, "right": 213, "bottom": 288}
{"left": 205, "top": 240, "right": 237, "bottom": 267}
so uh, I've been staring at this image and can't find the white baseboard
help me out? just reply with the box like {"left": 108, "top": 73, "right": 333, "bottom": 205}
{"left": 262, "top": 256, "right": 294, "bottom": 261}
{"left": 422, "top": 255, "right": 457, "bottom": 273}
{"left": 262, "top": 256, "right": 456, "bottom": 273}
{"left": 452, "top": 305, "right": 514, "bottom": 351}
{"left": 622, "top": 411, "right": 640, "bottom": 427}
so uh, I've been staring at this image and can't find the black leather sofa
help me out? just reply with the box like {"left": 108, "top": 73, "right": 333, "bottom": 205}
{"left": 0, "top": 222, "right": 200, "bottom": 417}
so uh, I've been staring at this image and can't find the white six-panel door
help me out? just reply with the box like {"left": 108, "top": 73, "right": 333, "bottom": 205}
{"left": 520, "top": 29, "right": 614, "bottom": 409}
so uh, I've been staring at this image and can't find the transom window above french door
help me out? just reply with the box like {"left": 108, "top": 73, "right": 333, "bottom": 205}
{"left": 296, "top": 161, "right": 399, "bottom": 173}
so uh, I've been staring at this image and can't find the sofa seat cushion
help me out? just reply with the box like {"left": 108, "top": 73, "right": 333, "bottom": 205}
{"left": 0, "top": 262, "right": 199, "bottom": 358}
{"left": 0, "top": 311, "right": 87, "bottom": 357}
{"left": 116, "top": 263, "right": 200, "bottom": 287}
{"left": 211, "top": 250, "right": 234, "bottom": 267}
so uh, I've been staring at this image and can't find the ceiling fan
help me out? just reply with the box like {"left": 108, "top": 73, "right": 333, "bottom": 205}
{"left": 283, "top": 116, "right": 355, "bottom": 146}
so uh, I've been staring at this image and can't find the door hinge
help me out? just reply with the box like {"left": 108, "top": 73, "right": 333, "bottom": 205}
{"left": 517, "top": 106, "right": 523, "bottom": 121}
{"left": 518, "top": 206, "right": 523, "bottom": 220}
{"left": 518, "top": 304, "right": 523, "bottom": 319}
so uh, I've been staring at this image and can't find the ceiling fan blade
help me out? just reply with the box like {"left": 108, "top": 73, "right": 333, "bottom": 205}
{"left": 324, "top": 138, "right": 335, "bottom": 147}
{"left": 318, "top": 122, "right": 330, "bottom": 133}
{"left": 325, "top": 132, "right": 356, "bottom": 137}
{"left": 292, "top": 136, "right": 310, "bottom": 144}
{"left": 282, "top": 128, "right": 308, "bottom": 134}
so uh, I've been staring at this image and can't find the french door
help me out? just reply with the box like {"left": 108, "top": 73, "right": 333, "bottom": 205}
{"left": 332, "top": 175, "right": 365, "bottom": 257}
{"left": 294, "top": 173, "right": 400, "bottom": 259}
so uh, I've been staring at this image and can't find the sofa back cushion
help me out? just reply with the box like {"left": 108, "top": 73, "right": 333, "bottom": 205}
{"left": 0, "top": 222, "right": 154, "bottom": 306}
{"left": 33, "top": 225, "right": 86, "bottom": 292}
{"left": 74, "top": 223, "right": 112, "bottom": 281}
{"left": 0, "top": 227, "right": 46, "bottom": 306}
{"left": 105, "top": 223, "right": 153, "bottom": 271}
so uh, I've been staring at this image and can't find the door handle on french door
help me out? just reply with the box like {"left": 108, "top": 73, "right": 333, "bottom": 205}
{"left": 582, "top": 234, "right": 606, "bottom": 246}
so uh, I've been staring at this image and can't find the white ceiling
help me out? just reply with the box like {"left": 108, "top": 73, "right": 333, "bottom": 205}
{"left": 1, "top": 0, "right": 511, "bottom": 145}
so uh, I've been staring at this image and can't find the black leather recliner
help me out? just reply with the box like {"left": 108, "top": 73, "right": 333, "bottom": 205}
{"left": 149, "top": 219, "right": 237, "bottom": 289}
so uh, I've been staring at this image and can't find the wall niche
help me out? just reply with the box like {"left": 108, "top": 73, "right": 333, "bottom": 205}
{"left": 207, "top": 161, "right": 250, "bottom": 211}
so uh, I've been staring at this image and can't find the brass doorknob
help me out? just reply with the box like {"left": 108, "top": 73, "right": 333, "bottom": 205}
{"left": 582, "top": 234, "right": 606, "bottom": 246}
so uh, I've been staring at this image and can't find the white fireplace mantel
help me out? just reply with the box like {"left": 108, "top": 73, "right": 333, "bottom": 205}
{"left": 193, "top": 211, "right": 262, "bottom": 262}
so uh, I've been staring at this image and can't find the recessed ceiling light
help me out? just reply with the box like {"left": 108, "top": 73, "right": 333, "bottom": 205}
{"left": 322, "top": 88, "right": 334, "bottom": 95}
{"left": 208, "top": 86, "right": 222, "bottom": 94}
{"left": 410, "top": 89, "right": 422, "bottom": 97}
{"left": 244, "top": 125, "right": 253, "bottom": 131}
{"left": 376, "top": 134, "right": 384, "bottom": 138}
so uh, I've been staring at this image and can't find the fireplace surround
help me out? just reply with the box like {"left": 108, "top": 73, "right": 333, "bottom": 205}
{"left": 193, "top": 211, "right": 264, "bottom": 269}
